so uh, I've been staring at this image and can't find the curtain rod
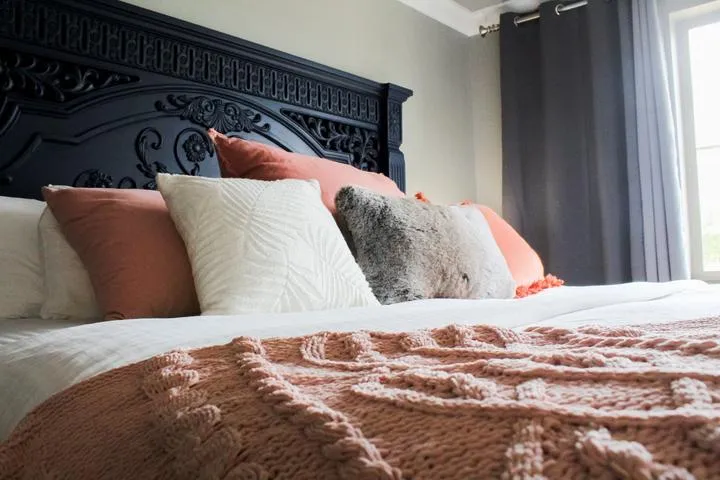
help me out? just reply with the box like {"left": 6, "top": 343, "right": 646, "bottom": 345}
{"left": 479, "top": 0, "right": 588, "bottom": 37}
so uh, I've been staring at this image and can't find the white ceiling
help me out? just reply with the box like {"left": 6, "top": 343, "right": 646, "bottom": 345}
{"left": 454, "top": 0, "right": 506, "bottom": 10}
{"left": 395, "top": 0, "right": 541, "bottom": 37}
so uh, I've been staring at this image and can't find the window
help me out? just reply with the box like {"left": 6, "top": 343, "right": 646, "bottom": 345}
{"left": 671, "top": 1, "right": 720, "bottom": 281}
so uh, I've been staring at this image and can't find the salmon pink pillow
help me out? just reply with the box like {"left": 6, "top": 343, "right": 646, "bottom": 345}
{"left": 209, "top": 129, "right": 404, "bottom": 213}
{"left": 42, "top": 187, "right": 199, "bottom": 320}
{"left": 470, "top": 205, "right": 564, "bottom": 296}
{"left": 468, "top": 204, "right": 545, "bottom": 287}
{"left": 414, "top": 193, "right": 556, "bottom": 293}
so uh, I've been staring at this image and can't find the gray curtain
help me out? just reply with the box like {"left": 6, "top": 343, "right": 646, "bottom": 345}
{"left": 500, "top": 0, "right": 688, "bottom": 285}
{"left": 626, "top": 0, "right": 689, "bottom": 281}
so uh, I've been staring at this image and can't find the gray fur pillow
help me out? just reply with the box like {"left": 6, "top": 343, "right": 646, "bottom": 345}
{"left": 335, "top": 186, "right": 516, "bottom": 304}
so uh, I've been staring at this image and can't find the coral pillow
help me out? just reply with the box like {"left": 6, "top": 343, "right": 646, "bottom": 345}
{"left": 414, "top": 193, "right": 548, "bottom": 289}
{"left": 209, "top": 129, "right": 404, "bottom": 213}
{"left": 515, "top": 274, "right": 565, "bottom": 298}
{"left": 468, "top": 204, "right": 545, "bottom": 287}
{"left": 42, "top": 187, "right": 199, "bottom": 320}
{"left": 466, "top": 205, "right": 565, "bottom": 297}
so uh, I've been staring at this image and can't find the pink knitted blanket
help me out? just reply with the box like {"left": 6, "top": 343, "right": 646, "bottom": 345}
{"left": 2, "top": 319, "right": 720, "bottom": 479}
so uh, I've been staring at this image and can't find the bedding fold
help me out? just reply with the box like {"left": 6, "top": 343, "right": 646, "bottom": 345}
{"left": 2, "top": 317, "right": 719, "bottom": 479}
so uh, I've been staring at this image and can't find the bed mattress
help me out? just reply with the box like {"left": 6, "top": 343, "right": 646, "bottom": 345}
{"left": 1, "top": 280, "right": 719, "bottom": 439}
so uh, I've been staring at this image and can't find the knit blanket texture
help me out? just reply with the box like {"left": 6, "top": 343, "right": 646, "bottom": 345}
{"left": 1, "top": 318, "right": 720, "bottom": 479}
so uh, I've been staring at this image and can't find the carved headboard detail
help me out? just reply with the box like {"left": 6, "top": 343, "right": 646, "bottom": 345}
{"left": 0, "top": 0, "right": 412, "bottom": 199}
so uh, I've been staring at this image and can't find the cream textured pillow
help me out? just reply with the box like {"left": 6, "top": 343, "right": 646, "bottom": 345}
{"left": 0, "top": 196, "right": 45, "bottom": 318}
{"left": 156, "top": 174, "right": 379, "bottom": 315}
{"left": 38, "top": 208, "right": 100, "bottom": 320}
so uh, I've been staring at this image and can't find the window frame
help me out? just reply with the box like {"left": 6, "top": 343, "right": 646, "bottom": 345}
{"left": 669, "top": 1, "right": 720, "bottom": 282}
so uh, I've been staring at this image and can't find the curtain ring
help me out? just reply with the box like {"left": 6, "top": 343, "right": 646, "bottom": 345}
{"left": 513, "top": 15, "right": 521, "bottom": 26}
{"left": 555, "top": 3, "right": 563, "bottom": 15}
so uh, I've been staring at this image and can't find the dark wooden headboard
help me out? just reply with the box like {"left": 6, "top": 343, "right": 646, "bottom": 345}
{"left": 0, "top": 0, "right": 412, "bottom": 199}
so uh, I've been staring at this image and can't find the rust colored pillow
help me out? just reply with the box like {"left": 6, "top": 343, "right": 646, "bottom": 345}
{"left": 209, "top": 129, "right": 404, "bottom": 213}
{"left": 42, "top": 187, "right": 199, "bottom": 320}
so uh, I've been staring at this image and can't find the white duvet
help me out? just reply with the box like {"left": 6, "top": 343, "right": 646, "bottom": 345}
{"left": 1, "top": 280, "right": 719, "bottom": 440}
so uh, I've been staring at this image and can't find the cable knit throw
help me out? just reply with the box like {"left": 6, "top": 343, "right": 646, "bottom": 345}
{"left": 2, "top": 318, "right": 720, "bottom": 479}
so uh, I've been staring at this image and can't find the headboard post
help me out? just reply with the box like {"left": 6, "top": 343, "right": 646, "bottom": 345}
{"left": 383, "top": 84, "right": 413, "bottom": 192}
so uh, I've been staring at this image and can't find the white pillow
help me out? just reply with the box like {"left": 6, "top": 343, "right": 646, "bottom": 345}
{"left": 0, "top": 196, "right": 45, "bottom": 318}
{"left": 38, "top": 208, "right": 100, "bottom": 320}
{"left": 156, "top": 174, "right": 379, "bottom": 315}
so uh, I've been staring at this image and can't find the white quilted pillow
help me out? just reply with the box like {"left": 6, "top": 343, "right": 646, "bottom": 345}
{"left": 156, "top": 174, "right": 379, "bottom": 315}
{"left": 38, "top": 208, "right": 100, "bottom": 320}
{"left": 0, "top": 196, "right": 45, "bottom": 318}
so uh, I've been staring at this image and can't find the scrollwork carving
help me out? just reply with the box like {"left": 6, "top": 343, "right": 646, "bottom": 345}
{"left": 183, "top": 133, "right": 208, "bottom": 164}
{"left": 156, "top": 95, "right": 270, "bottom": 134}
{"left": 72, "top": 126, "right": 212, "bottom": 189}
{"left": 388, "top": 101, "right": 402, "bottom": 147}
{"left": 284, "top": 111, "right": 379, "bottom": 171}
{"left": 134, "top": 127, "right": 168, "bottom": 190}
{"left": 72, "top": 169, "right": 110, "bottom": 188}
{"left": 175, "top": 128, "right": 213, "bottom": 175}
{"left": 0, "top": 49, "right": 137, "bottom": 102}
{"left": 72, "top": 169, "right": 138, "bottom": 188}
{"left": 2, "top": 0, "right": 380, "bottom": 122}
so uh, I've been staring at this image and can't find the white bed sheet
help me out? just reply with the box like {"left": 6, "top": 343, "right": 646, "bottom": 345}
{"left": 0, "top": 317, "right": 86, "bottom": 348}
{"left": 1, "top": 280, "right": 719, "bottom": 439}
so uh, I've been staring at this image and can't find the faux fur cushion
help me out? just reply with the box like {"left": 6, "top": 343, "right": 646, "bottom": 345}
{"left": 335, "top": 186, "right": 516, "bottom": 304}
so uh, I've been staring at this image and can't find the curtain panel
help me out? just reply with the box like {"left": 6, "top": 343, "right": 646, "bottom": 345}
{"left": 500, "top": 0, "right": 688, "bottom": 284}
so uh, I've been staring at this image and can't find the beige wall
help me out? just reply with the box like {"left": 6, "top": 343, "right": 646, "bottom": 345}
{"left": 469, "top": 34, "right": 503, "bottom": 212}
{"left": 121, "top": 0, "right": 504, "bottom": 206}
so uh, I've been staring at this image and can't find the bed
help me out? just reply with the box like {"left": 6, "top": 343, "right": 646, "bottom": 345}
{"left": 1, "top": 280, "right": 720, "bottom": 440}
{"left": 1, "top": 1, "right": 720, "bottom": 479}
